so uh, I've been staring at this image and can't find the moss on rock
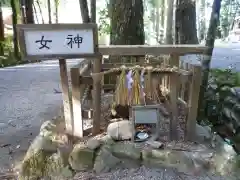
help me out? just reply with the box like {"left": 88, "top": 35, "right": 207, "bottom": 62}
{"left": 68, "top": 143, "right": 95, "bottom": 171}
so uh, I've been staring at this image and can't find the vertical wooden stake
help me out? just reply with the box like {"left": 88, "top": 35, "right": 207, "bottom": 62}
{"left": 169, "top": 72, "right": 179, "bottom": 140}
{"left": 92, "top": 55, "right": 102, "bottom": 135}
{"left": 70, "top": 67, "right": 83, "bottom": 138}
{"left": 59, "top": 59, "right": 73, "bottom": 135}
{"left": 169, "top": 54, "right": 179, "bottom": 92}
{"left": 186, "top": 65, "right": 202, "bottom": 141}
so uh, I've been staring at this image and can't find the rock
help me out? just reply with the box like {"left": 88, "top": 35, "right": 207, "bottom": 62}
{"left": 68, "top": 143, "right": 95, "bottom": 171}
{"left": 99, "top": 135, "right": 115, "bottom": 145}
{"left": 107, "top": 120, "right": 132, "bottom": 140}
{"left": 86, "top": 138, "right": 101, "bottom": 150}
{"left": 20, "top": 135, "right": 58, "bottom": 179}
{"left": 44, "top": 151, "right": 72, "bottom": 179}
{"left": 93, "top": 146, "right": 121, "bottom": 173}
{"left": 40, "top": 120, "right": 69, "bottom": 145}
{"left": 111, "top": 142, "right": 141, "bottom": 160}
{"left": 141, "top": 149, "right": 212, "bottom": 174}
{"left": 196, "top": 124, "right": 212, "bottom": 142}
{"left": 146, "top": 140, "right": 163, "bottom": 149}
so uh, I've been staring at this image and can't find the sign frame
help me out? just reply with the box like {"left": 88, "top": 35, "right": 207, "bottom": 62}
{"left": 17, "top": 23, "right": 99, "bottom": 60}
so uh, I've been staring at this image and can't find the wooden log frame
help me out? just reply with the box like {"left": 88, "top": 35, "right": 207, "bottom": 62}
{"left": 70, "top": 59, "right": 91, "bottom": 137}
{"left": 99, "top": 45, "right": 208, "bottom": 56}
{"left": 186, "top": 65, "right": 202, "bottom": 141}
{"left": 72, "top": 45, "right": 205, "bottom": 141}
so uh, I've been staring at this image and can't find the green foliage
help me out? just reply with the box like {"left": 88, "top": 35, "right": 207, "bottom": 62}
{"left": 219, "top": 0, "right": 240, "bottom": 38}
{"left": 0, "top": 35, "right": 22, "bottom": 67}
{"left": 1, "top": 0, "right": 11, "bottom": 7}
{"left": 204, "top": 68, "right": 240, "bottom": 126}
{"left": 98, "top": 5, "right": 110, "bottom": 36}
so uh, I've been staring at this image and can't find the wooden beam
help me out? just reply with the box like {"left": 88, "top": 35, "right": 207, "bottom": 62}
{"left": 59, "top": 59, "right": 73, "bottom": 135}
{"left": 92, "top": 55, "right": 102, "bottom": 135}
{"left": 99, "top": 45, "right": 208, "bottom": 56}
{"left": 70, "top": 67, "right": 84, "bottom": 138}
{"left": 101, "top": 62, "right": 162, "bottom": 68}
{"left": 79, "top": 63, "right": 91, "bottom": 75}
{"left": 186, "top": 65, "right": 202, "bottom": 141}
{"left": 169, "top": 73, "right": 179, "bottom": 141}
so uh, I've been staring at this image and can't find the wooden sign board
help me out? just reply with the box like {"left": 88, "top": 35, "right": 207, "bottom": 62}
{"left": 17, "top": 23, "right": 98, "bottom": 60}
{"left": 132, "top": 105, "right": 161, "bottom": 124}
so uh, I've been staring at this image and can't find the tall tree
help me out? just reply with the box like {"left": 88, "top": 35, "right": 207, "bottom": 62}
{"left": 79, "top": 0, "right": 90, "bottom": 23}
{"left": 197, "top": 0, "right": 222, "bottom": 123}
{"left": 155, "top": 0, "right": 160, "bottom": 42}
{"left": 36, "top": 0, "right": 44, "bottom": 24}
{"left": 175, "top": 0, "right": 198, "bottom": 44}
{"left": 47, "top": 0, "right": 52, "bottom": 24}
{"left": 10, "top": 0, "right": 21, "bottom": 60}
{"left": 0, "top": 2, "right": 4, "bottom": 55}
{"left": 164, "top": 0, "right": 174, "bottom": 44}
{"left": 33, "top": 3, "right": 39, "bottom": 23}
{"left": 20, "top": 0, "right": 27, "bottom": 23}
{"left": 25, "top": 0, "right": 34, "bottom": 24}
{"left": 54, "top": 0, "right": 60, "bottom": 23}
{"left": 110, "top": 0, "right": 145, "bottom": 46}
{"left": 91, "top": 0, "right": 96, "bottom": 23}
{"left": 198, "top": 0, "right": 206, "bottom": 42}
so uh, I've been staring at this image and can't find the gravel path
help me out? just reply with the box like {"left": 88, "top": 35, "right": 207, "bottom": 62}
{"left": 0, "top": 59, "right": 81, "bottom": 173}
{"left": 74, "top": 166, "right": 232, "bottom": 180}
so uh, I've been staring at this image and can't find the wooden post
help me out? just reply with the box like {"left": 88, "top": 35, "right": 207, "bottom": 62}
{"left": 170, "top": 54, "right": 179, "bottom": 67}
{"left": 169, "top": 54, "right": 179, "bottom": 91}
{"left": 70, "top": 67, "right": 83, "bottom": 137}
{"left": 59, "top": 59, "right": 73, "bottom": 135}
{"left": 169, "top": 72, "right": 179, "bottom": 140}
{"left": 186, "top": 65, "right": 202, "bottom": 141}
{"left": 92, "top": 55, "right": 102, "bottom": 135}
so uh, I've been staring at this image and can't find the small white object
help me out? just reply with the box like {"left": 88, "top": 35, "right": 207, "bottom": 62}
{"left": 136, "top": 132, "right": 149, "bottom": 140}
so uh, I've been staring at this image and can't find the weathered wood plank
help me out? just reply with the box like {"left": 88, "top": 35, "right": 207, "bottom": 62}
{"left": 99, "top": 45, "right": 208, "bottom": 56}
{"left": 92, "top": 55, "right": 102, "bottom": 135}
{"left": 186, "top": 65, "right": 202, "bottom": 141}
{"left": 70, "top": 67, "right": 84, "bottom": 138}
{"left": 169, "top": 73, "right": 179, "bottom": 140}
{"left": 59, "top": 59, "right": 73, "bottom": 135}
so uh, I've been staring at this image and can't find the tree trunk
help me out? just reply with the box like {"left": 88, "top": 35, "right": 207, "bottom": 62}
{"left": 79, "top": 0, "right": 90, "bottom": 23}
{"left": 164, "top": 0, "right": 174, "bottom": 44}
{"left": 160, "top": 0, "right": 165, "bottom": 43}
{"left": 91, "top": 0, "right": 96, "bottom": 23}
{"left": 47, "top": 0, "right": 52, "bottom": 24}
{"left": 20, "top": 0, "right": 27, "bottom": 24}
{"left": 54, "top": 0, "right": 59, "bottom": 23}
{"left": 155, "top": 0, "right": 160, "bottom": 43}
{"left": 36, "top": 0, "right": 44, "bottom": 24}
{"left": 25, "top": 0, "right": 34, "bottom": 24}
{"left": 0, "top": 2, "right": 4, "bottom": 55}
{"left": 10, "top": 0, "right": 20, "bottom": 60}
{"left": 33, "top": 3, "right": 39, "bottom": 24}
{"left": 199, "top": 0, "right": 206, "bottom": 42}
{"left": 110, "top": 0, "right": 145, "bottom": 46}
{"left": 175, "top": 0, "right": 198, "bottom": 44}
{"left": 197, "top": 0, "right": 222, "bottom": 122}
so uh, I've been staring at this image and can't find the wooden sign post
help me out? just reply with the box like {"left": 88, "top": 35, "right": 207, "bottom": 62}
{"left": 17, "top": 23, "right": 99, "bottom": 137}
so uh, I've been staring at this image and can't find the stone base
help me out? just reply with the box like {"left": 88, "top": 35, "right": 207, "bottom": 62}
{"left": 19, "top": 118, "right": 240, "bottom": 179}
